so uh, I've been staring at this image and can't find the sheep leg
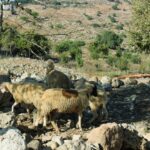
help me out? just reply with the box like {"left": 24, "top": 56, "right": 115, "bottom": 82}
{"left": 43, "top": 116, "right": 47, "bottom": 127}
{"left": 76, "top": 112, "right": 83, "bottom": 131}
{"left": 34, "top": 111, "right": 42, "bottom": 127}
{"left": 102, "top": 106, "right": 108, "bottom": 120}
{"left": 87, "top": 110, "right": 98, "bottom": 124}
{"left": 51, "top": 121, "right": 60, "bottom": 133}
{"left": 11, "top": 102, "right": 18, "bottom": 113}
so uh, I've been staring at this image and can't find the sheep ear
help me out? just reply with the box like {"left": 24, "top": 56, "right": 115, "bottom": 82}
{"left": 89, "top": 96, "right": 96, "bottom": 102}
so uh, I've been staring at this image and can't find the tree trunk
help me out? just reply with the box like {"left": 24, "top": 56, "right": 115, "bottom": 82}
{"left": 0, "top": 3, "right": 3, "bottom": 33}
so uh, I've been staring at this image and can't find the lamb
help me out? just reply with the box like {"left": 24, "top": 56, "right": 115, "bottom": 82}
{"left": 35, "top": 88, "right": 91, "bottom": 132}
{"left": 0, "top": 82, "right": 45, "bottom": 113}
{"left": 88, "top": 90, "right": 108, "bottom": 124}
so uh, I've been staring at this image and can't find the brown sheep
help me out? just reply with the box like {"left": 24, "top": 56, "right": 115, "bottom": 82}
{"left": 0, "top": 82, "right": 45, "bottom": 113}
{"left": 88, "top": 90, "right": 108, "bottom": 124}
{"left": 35, "top": 88, "right": 91, "bottom": 132}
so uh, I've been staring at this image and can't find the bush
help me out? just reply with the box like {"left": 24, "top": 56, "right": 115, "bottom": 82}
{"left": 108, "top": 15, "right": 117, "bottom": 23}
{"left": 106, "top": 55, "right": 129, "bottom": 70}
{"left": 76, "top": 53, "right": 84, "bottom": 67}
{"left": 89, "top": 31, "right": 123, "bottom": 59}
{"left": 54, "top": 40, "right": 85, "bottom": 66}
{"left": 97, "top": 11, "right": 102, "bottom": 16}
{"left": 25, "top": 8, "right": 39, "bottom": 19}
{"left": 55, "top": 40, "right": 85, "bottom": 53}
{"left": 83, "top": 13, "right": 93, "bottom": 20}
{"left": 60, "top": 52, "right": 69, "bottom": 63}
{"left": 0, "top": 27, "right": 51, "bottom": 59}
{"left": 117, "top": 57, "right": 129, "bottom": 70}
{"left": 97, "top": 31, "right": 123, "bottom": 49}
{"left": 89, "top": 42, "right": 108, "bottom": 59}
{"left": 112, "top": 3, "right": 119, "bottom": 10}
{"left": 92, "top": 23, "right": 101, "bottom": 28}
{"left": 20, "top": 16, "right": 30, "bottom": 22}
{"left": 116, "top": 24, "right": 124, "bottom": 30}
{"left": 55, "top": 24, "right": 64, "bottom": 29}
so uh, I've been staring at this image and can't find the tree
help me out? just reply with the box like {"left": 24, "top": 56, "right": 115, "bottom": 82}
{"left": 128, "top": 0, "right": 150, "bottom": 53}
{"left": 0, "top": 1, "right": 3, "bottom": 33}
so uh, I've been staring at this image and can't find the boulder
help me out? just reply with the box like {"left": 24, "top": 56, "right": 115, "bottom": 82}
{"left": 122, "top": 123, "right": 150, "bottom": 150}
{"left": 87, "top": 122, "right": 123, "bottom": 150}
{"left": 0, "top": 112, "right": 15, "bottom": 128}
{"left": 124, "top": 78, "right": 138, "bottom": 86}
{"left": 0, "top": 127, "right": 26, "bottom": 150}
{"left": 112, "top": 78, "right": 124, "bottom": 88}
{"left": 27, "top": 140, "right": 41, "bottom": 150}
{"left": 100, "top": 76, "right": 112, "bottom": 91}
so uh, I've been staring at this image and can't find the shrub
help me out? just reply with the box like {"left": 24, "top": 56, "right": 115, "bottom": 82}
{"left": 117, "top": 57, "right": 129, "bottom": 70}
{"left": 20, "top": 16, "right": 30, "bottom": 22}
{"left": 76, "top": 53, "right": 84, "bottom": 67}
{"left": 0, "top": 27, "right": 51, "bottom": 59}
{"left": 112, "top": 3, "right": 119, "bottom": 10}
{"left": 116, "top": 24, "right": 124, "bottom": 30}
{"left": 106, "top": 55, "right": 129, "bottom": 70}
{"left": 83, "top": 13, "right": 93, "bottom": 20}
{"left": 60, "top": 52, "right": 69, "bottom": 63}
{"left": 89, "top": 31, "right": 123, "bottom": 59}
{"left": 89, "top": 42, "right": 108, "bottom": 59}
{"left": 55, "top": 40, "right": 85, "bottom": 53}
{"left": 30, "top": 11, "right": 39, "bottom": 19}
{"left": 54, "top": 40, "right": 85, "bottom": 66}
{"left": 55, "top": 24, "right": 64, "bottom": 29}
{"left": 97, "top": 11, "right": 102, "bottom": 16}
{"left": 108, "top": 15, "right": 117, "bottom": 23}
{"left": 96, "top": 31, "right": 123, "bottom": 49}
{"left": 25, "top": 8, "right": 39, "bottom": 19}
{"left": 92, "top": 23, "right": 101, "bottom": 28}
{"left": 112, "top": 13, "right": 117, "bottom": 17}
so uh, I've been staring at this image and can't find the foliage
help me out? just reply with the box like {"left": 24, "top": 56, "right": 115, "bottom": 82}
{"left": 83, "top": 13, "right": 93, "bottom": 20}
{"left": 20, "top": 16, "right": 30, "bottom": 22}
{"left": 128, "top": 0, "right": 150, "bottom": 53}
{"left": 89, "top": 31, "right": 123, "bottom": 59}
{"left": 92, "top": 23, "right": 101, "bottom": 28}
{"left": 108, "top": 15, "right": 117, "bottom": 23}
{"left": 0, "top": 26, "right": 51, "bottom": 59}
{"left": 55, "top": 40, "right": 85, "bottom": 66}
{"left": 116, "top": 24, "right": 124, "bottom": 30}
{"left": 25, "top": 8, "right": 39, "bottom": 19}
{"left": 97, "top": 31, "right": 123, "bottom": 49}
{"left": 112, "top": 3, "right": 119, "bottom": 10}
{"left": 89, "top": 43, "right": 108, "bottom": 59}
{"left": 97, "top": 11, "right": 102, "bottom": 16}
{"left": 106, "top": 50, "right": 141, "bottom": 71}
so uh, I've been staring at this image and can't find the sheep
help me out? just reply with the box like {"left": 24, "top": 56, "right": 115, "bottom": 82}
{"left": 34, "top": 88, "right": 91, "bottom": 132}
{"left": 45, "top": 60, "right": 73, "bottom": 89}
{"left": 0, "top": 82, "right": 45, "bottom": 113}
{"left": 88, "top": 90, "right": 108, "bottom": 124}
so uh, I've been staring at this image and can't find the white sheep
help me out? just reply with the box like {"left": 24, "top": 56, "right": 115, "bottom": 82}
{"left": 0, "top": 82, "right": 45, "bottom": 113}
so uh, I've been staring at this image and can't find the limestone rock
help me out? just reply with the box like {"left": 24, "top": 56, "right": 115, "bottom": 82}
{"left": 0, "top": 127, "right": 26, "bottom": 150}
{"left": 87, "top": 122, "right": 123, "bottom": 150}
{"left": 0, "top": 112, "right": 15, "bottom": 128}
{"left": 27, "top": 140, "right": 41, "bottom": 150}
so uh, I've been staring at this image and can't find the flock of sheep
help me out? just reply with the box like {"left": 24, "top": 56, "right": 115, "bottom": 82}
{"left": 0, "top": 61, "right": 108, "bottom": 133}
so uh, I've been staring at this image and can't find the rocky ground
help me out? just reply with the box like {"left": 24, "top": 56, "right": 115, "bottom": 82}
{"left": 0, "top": 57, "right": 150, "bottom": 150}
